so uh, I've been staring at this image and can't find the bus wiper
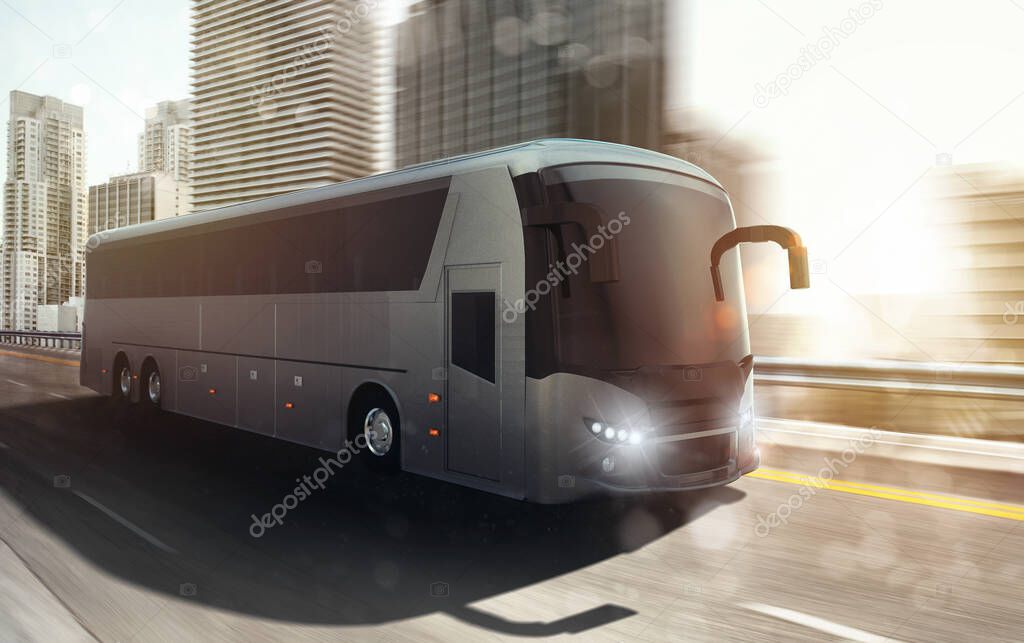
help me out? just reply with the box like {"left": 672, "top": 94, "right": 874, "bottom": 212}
{"left": 709, "top": 225, "right": 809, "bottom": 302}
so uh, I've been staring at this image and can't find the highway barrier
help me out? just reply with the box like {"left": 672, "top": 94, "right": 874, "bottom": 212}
{"left": 0, "top": 330, "right": 81, "bottom": 351}
{"left": 754, "top": 355, "right": 1024, "bottom": 400}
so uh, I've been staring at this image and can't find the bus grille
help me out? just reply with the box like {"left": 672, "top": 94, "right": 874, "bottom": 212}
{"left": 656, "top": 433, "right": 734, "bottom": 476}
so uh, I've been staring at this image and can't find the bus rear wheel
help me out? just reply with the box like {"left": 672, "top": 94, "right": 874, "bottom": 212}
{"left": 112, "top": 355, "right": 132, "bottom": 404}
{"left": 349, "top": 388, "right": 401, "bottom": 474}
{"left": 140, "top": 360, "right": 163, "bottom": 413}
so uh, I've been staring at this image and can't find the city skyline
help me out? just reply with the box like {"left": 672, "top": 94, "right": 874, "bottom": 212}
{"left": 0, "top": 0, "right": 192, "bottom": 186}
{"left": 3, "top": 1, "right": 1024, "bottom": 190}
{"left": 2, "top": 0, "right": 1024, "bottom": 321}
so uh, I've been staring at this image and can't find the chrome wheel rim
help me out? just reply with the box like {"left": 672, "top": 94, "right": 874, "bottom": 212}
{"left": 363, "top": 408, "right": 393, "bottom": 456}
{"left": 119, "top": 367, "right": 132, "bottom": 397}
{"left": 147, "top": 371, "right": 161, "bottom": 404}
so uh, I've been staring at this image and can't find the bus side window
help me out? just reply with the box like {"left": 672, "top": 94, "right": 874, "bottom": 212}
{"left": 450, "top": 291, "right": 496, "bottom": 383}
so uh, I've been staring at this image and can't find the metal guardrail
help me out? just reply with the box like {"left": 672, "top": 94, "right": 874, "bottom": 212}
{"left": 0, "top": 336, "right": 1018, "bottom": 398}
{"left": 0, "top": 330, "right": 81, "bottom": 350}
{"left": 754, "top": 356, "right": 1024, "bottom": 400}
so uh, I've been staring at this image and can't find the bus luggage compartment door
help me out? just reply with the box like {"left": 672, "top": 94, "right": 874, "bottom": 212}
{"left": 445, "top": 265, "right": 501, "bottom": 480}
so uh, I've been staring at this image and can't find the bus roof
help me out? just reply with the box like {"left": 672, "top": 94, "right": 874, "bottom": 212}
{"left": 89, "top": 138, "right": 723, "bottom": 248}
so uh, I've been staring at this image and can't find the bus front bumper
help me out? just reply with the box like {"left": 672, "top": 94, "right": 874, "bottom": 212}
{"left": 536, "top": 442, "right": 761, "bottom": 501}
{"left": 574, "top": 449, "right": 760, "bottom": 497}
{"left": 568, "top": 446, "right": 759, "bottom": 496}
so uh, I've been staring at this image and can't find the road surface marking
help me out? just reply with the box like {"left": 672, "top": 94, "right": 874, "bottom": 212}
{"left": 5, "top": 379, "right": 27, "bottom": 387}
{"left": 755, "top": 467, "right": 1024, "bottom": 511}
{"left": 0, "top": 349, "right": 79, "bottom": 368}
{"left": 742, "top": 603, "right": 904, "bottom": 643}
{"left": 73, "top": 491, "right": 178, "bottom": 555}
{"left": 47, "top": 392, "right": 69, "bottom": 400}
{"left": 749, "top": 467, "right": 1024, "bottom": 521}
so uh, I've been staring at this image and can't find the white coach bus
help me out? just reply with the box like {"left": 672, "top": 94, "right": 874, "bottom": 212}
{"left": 81, "top": 139, "right": 809, "bottom": 502}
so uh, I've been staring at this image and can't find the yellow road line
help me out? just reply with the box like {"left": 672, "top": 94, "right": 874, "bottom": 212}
{"left": 749, "top": 467, "right": 1024, "bottom": 521}
{"left": 0, "top": 349, "right": 79, "bottom": 368}
{"left": 756, "top": 467, "right": 1024, "bottom": 512}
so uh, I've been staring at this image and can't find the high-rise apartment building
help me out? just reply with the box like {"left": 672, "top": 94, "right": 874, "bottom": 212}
{"left": 138, "top": 99, "right": 193, "bottom": 216}
{"left": 1, "top": 91, "right": 87, "bottom": 330}
{"left": 190, "top": 0, "right": 384, "bottom": 211}
{"left": 394, "top": 0, "right": 665, "bottom": 168}
{"left": 88, "top": 171, "right": 179, "bottom": 236}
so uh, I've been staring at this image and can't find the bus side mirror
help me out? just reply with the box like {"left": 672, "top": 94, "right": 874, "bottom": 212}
{"left": 525, "top": 203, "right": 620, "bottom": 284}
{"left": 710, "top": 225, "right": 809, "bottom": 302}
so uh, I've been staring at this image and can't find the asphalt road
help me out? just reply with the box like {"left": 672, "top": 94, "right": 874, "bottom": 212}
{"left": 0, "top": 351, "right": 1023, "bottom": 641}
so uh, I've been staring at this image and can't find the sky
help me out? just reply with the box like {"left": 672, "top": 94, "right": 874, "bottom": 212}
{"left": 689, "top": 0, "right": 1024, "bottom": 310}
{"left": 3, "top": 0, "right": 1024, "bottom": 304}
{"left": 0, "top": 0, "right": 192, "bottom": 184}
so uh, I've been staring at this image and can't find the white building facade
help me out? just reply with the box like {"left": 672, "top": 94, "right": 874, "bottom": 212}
{"left": 138, "top": 99, "right": 193, "bottom": 216}
{"left": 190, "top": 0, "right": 385, "bottom": 210}
{"left": 2, "top": 91, "right": 87, "bottom": 331}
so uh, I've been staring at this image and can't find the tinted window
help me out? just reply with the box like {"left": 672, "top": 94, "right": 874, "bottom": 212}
{"left": 523, "top": 164, "right": 745, "bottom": 374}
{"left": 451, "top": 291, "right": 496, "bottom": 383}
{"left": 87, "top": 178, "right": 451, "bottom": 298}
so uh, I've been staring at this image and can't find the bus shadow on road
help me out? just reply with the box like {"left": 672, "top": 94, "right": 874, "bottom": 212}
{"left": 0, "top": 396, "right": 746, "bottom": 636}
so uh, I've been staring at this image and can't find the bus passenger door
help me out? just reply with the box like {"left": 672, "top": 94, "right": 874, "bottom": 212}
{"left": 445, "top": 265, "right": 501, "bottom": 480}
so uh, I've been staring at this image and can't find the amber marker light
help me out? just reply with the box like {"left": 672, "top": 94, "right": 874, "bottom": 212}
{"left": 208, "top": 388, "right": 216, "bottom": 395}
{"left": 428, "top": 392, "right": 441, "bottom": 404}
{"left": 284, "top": 402, "right": 294, "bottom": 409}
{"left": 428, "top": 428, "right": 440, "bottom": 437}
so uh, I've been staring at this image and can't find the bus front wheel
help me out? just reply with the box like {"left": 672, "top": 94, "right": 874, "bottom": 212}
{"left": 349, "top": 388, "right": 401, "bottom": 474}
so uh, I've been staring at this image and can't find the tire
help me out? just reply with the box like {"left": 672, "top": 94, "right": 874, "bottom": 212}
{"left": 109, "top": 354, "right": 140, "bottom": 426}
{"left": 349, "top": 388, "right": 401, "bottom": 474}
{"left": 112, "top": 355, "right": 133, "bottom": 404}
{"left": 140, "top": 360, "right": 163, "bottom": 414}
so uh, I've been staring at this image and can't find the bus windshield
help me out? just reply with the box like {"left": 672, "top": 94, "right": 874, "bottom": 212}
{"left": 531, "top": 163, "right": 750, "bottom": 373}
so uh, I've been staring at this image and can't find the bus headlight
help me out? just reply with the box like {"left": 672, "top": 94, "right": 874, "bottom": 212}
{"left": 583, "top": 418, "right": 646, "bottom": 446}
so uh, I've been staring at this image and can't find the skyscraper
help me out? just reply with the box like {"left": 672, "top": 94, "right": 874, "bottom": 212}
{"left": 88, "top": 171, "right": 180, "bottom": 236}
{"left": 190, "top": 0, "right": 384, "bottom": 211}
{"left": 394, "top": 0, "right": 665, "bottom": 168}
{"left": 1, "top": 91, "right": 87, "bottom": 331}
{"left": 138, "top": 99, "right": 193, "bottom": 216}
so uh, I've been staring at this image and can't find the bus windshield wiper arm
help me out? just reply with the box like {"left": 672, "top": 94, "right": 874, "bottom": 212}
{"left": 709, "top": 225, "right": 810, "bottom": 302}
